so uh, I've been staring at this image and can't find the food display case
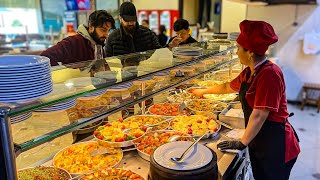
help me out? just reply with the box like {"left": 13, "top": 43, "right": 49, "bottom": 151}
{"left": 0, "top": 44, "right": 247, "bottom": 180}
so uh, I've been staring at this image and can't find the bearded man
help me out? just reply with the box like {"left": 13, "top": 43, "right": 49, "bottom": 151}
{"left": 106, "top": 2, "right": 161, "bottom": 57}
{"left": 41, "top": 10, "right": 115, "bottom": 66}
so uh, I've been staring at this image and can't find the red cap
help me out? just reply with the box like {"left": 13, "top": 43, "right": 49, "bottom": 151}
{"left": 236, "top": 20, "right": 278, "bottom": 55}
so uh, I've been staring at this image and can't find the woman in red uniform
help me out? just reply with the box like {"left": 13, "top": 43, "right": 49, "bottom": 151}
{"left": 192, "top": 20, "right": 300, "bottom": 180}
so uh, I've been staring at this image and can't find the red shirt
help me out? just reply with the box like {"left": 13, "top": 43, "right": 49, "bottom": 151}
{"left": 230, "top": 61, "right": 300, "bottom": 162}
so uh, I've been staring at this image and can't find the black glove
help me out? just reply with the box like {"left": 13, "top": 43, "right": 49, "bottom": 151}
{"left": 217, "top": 141, "right": 246, "bottom": 150}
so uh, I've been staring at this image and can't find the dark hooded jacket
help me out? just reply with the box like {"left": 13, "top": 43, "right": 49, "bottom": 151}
{"left": 40, "top": 25, "right": 103, "bottom": 66}
{"left": 106, "top": 24, "right": 161, "bottom": 57}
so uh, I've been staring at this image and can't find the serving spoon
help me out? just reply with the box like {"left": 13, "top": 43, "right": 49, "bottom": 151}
{"left": 170, "top": 131, "right": 209, "bottom": 163}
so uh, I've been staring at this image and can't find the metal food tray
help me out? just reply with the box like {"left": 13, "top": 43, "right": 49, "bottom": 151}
{"left": 185, "top": 99, "right": 228, "bottom": 116}
{"left": 52, "top": 141, "right": 123, "bottom": 176}
{"left": 218, "top": 103, "right": 245, "bottom": 129}
{"left": 94, "top": 115, "right": 172, "bottom": 148}
{"left": 123, "top": 115, "right": 171, "bottom": 130}
{"left": 169, "top": 116, "right": 222, "bottom": 140}
{"left": 147, "top": 102, "right": 183, "bottom": 117}
{"left": 94, "top": 130, "right": 145, "bottom": 148}
{"left": 18, "top": 166, "right": 72, "bottom": 179}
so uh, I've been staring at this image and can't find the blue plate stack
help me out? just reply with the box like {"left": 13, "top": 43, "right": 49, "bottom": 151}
{"left": 154, "top": 70, "right": 170, "bottom": 77}
{"left": 108, "top": 82, "right": 133, "bottom": 90}
{"left": 0, "top": 55, "right": 53, "bottom": 103}
{"left": 172, "top": 47, "right": 204, "bottom": 57}
{"left": 80, "top": 89, "right": 107, "bottom": 98}
{"left": 10, "top": 112, "right": 32, "bottom": 124}
{"left": 137, "top": 76, "right": 153, "bottom": 81}
{"left": 34, "top": 99, "right": 76, "bottom": 112}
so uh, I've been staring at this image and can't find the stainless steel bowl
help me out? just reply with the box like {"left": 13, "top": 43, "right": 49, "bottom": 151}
{"left": 94, "top": 132, "right": 145, "bottom": 148}
{"left": 52, "top": 141, "right": 123, "bottom": 177}
{"left": 18, "top": 166, "right": 72, "bottom": 180}
{"left": 185, "top": 99, "right": 228, "bottom": 115}
{"left": 123, "top": 115, "right": 171, "bottom": 130}
{"left": 169, "top": 115, "right": 222, "bottom": 140}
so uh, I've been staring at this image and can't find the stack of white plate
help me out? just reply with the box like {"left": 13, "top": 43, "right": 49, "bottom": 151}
{"left": 172, "top": 47, "right": 204, "bottom": 57}
{"left": 228, "top": 32, "right": 240, "bottom": 41}
{"left": 35, "top": 99, "right": 76, "bottom": 112}
{"left": 10, "top": 112, "right": 32, "bottom": 124}
{"left": 0, "top": 55, "right": 53, "bottom": 103}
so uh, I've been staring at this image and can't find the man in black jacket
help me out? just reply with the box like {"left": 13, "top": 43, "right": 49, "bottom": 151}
{"left": 167, "top": 19, "right": 197, "bottom": 48}
{"left": 106, "top": 2, "right": 161, "bottom": 57}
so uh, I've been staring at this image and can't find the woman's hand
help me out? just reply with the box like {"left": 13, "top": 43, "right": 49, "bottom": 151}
{"left": 191, "top": 88, "right": 208, "bottom": 97}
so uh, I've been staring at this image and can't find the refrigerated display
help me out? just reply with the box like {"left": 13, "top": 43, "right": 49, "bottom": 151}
{"left": 138, "top": 10, "right": 179, "bottom": 37}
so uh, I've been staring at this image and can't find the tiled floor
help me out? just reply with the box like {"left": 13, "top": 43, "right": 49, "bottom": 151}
{"left": 287, "top": 103, "right": 320, "bottom": 180}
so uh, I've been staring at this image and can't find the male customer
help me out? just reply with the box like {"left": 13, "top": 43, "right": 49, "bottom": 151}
{"left": 106, "top": 2, "right": 161, "bottom": 57}
{"left": 141, "top": 19, "right": 149, "bottom": 29}
{"left": 158, "top": 25, "right": 168, "bottom": 47}
{"left": 167, "top": 19, "right": 197, "bottom": 48}
{"left": 41, "top": 10, "right": 115, "bottom": 66}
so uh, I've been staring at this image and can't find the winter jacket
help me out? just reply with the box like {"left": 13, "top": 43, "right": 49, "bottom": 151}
{"left": 106, "top": 25, "right": 161, "bottom": 57}
{"left": 40, "top": 25, "right": 103, "bottom": 66}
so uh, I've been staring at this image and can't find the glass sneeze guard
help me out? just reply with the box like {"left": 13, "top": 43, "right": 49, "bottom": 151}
{"left": 2, "top": 46, "right": 236, "bottom": 117}
{"left": 1, "top": 45, "right": 237, "bottom": 153}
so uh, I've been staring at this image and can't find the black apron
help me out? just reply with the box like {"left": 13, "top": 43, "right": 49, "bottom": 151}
{"left": 239, "top": 60, "right": 297, "bottom": 180}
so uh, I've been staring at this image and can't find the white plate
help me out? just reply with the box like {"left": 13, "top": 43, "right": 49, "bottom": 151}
{"left": 153, "top": 141, "right": 213, "bottom": 171}
{"left": 0, "top": 55, "right": 50, "bottom": 68}
{"left": 64, "top": 77, "right": 107, "bottom": 88}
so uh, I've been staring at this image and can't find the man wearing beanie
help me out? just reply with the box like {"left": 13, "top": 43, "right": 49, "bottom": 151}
{"left": 192, "top": 20, "right": 300, "bottom": 180}
{"left": 106, "top": 2, "right": 161, "bottom": 57}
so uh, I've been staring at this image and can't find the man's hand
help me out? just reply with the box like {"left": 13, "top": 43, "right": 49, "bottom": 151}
{"left": 217, "top": 141, "right": 246, "bottom": 150}
{"left": 169, "top": 37, "right": 182, "bottom": 47}
{"left": 191, "top": 88, "right": 208, "bottom": 98}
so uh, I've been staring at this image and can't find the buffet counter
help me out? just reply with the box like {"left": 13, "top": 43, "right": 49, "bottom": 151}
{"left": 1, "top": 45, "right": 243, "bottom": 179}
{"left": 40, "top": 127, "right": 247, "bottom": 180}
